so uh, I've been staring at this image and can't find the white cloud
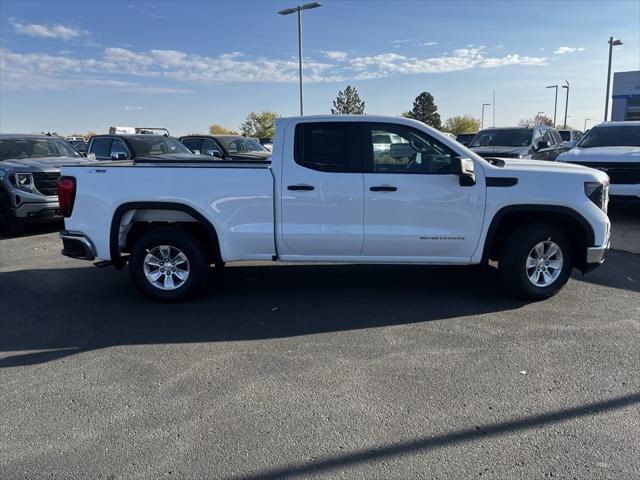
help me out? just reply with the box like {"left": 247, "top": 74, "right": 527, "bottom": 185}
{"left": 0, "top": 44, "right": 548, "bottom": 93}
{"left": 11, "top": 20, "right": 87, "bottom": 40}
{"left": 123, "top": 106, "right": 143, "bottom": 111}
{"left": 348, "top": 47, "right": 547, "bottom": 80}
{"left": 321, "top": 50, "right": 348, "bottom": 61}
{"left": 422, "top": 42, "right": 437, "bottom": 46}
{"left": 553, "top": 46, "right": 585, "bottom": 55}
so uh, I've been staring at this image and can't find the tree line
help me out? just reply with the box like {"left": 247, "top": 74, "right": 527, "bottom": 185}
{"left": 208, "top": 86, "right": 487, "bottom": 139}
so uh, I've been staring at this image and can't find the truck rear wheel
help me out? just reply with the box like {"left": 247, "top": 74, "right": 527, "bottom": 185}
{"left": 499, "top": 223, "right": 573, "bottom": 300}
{"left": 129, "top": 227, "right": 208, "bottom": 302}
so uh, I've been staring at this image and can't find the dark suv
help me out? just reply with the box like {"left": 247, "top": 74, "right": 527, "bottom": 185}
{"left": 469, "top": 126, "right": 567, "bottom": 161}
{"left": 87, "top": 134, "right": 205, "bottom": 161}
{"left": 179, "top": 135, "right": 271, "bottom": 161}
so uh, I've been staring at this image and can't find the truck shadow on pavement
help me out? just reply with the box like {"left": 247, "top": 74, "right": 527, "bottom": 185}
{"left": 0, "top": 263, "right": 525, "bottom": 368}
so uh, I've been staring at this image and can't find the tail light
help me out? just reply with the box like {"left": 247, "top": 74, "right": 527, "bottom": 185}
{"left": 57, "top": 177, "right": 76, "bottom": 218}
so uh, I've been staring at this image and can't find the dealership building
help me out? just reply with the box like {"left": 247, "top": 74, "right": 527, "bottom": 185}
{"left": 611, "top": 70, "right": 640, "bottom": 121}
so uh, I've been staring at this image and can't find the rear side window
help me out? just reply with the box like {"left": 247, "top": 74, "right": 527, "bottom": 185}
{"left": 181, "top": 138, "right": 202, "bottom": 153}
{"left": 110, "top": 138, "right": 130, "bottom": 159}
{"left": 90, "top": 138, "right": 112, "bottom": 158}
{"left": 294, "top": 122, "right": 361, "bottom": 172}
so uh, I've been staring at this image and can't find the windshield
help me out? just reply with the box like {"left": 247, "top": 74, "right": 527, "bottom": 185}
{"left": 69, "top": 140, "right": 85, "bottom": 150}
{"left": 217, "top": 137, "right": 266, "bottom": 153}
{"left": 0, "top": 137, "right": 82, "bottom": 161}
{"left": 470, "top": 129, "right": 533, "bottom": 148}
{"left": 577, "top": 126, "right": 640, "bottom": 148}
{"left": 126, "top": 136, "right": 191, "bottom": 156}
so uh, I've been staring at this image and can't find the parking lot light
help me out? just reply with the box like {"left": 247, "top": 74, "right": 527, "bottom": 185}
{"left": 546, "top": 85, "right": 558, "bottom": 127}
{"left": 604, "top": 37, "right": 623, "bottom": 121}
{"left": 481, "top": 103, "right": 491, "bottom": 129}
{"left": 562, "top": 81, "right": 570, "bottom": 128}
{"left": 278, "top": 2, "right": 322, "bottom": 116}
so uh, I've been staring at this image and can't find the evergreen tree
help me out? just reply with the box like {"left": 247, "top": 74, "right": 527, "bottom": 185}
{"left": 406, "top": 91, "right": 441, "bottom": 129}
{"left": 331, "top": 85, "right": 366, "bottom": 114}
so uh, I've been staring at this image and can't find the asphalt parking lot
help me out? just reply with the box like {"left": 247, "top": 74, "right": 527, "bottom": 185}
{"left": 1, "top": 207, "right": 639, "bottom": 479}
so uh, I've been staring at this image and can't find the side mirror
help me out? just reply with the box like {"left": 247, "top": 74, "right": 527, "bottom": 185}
{"left": 86, "top": 153, "right": 96, "bottom": 161}
{"left": 536, "top": 140, "right": 550, "bottom": 151}
{"left": 454, "top": 157, "right": 476, "bottom": 186}
{"left": 206, "top": 149, "right": 222, "bottom": 158}
{"left": 111, "top": 153, "right": 127, "bottom": 160}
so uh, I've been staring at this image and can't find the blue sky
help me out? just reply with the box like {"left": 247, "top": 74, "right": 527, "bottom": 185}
{"left": 1, "top": 0, "right": 639, "bottom": 135}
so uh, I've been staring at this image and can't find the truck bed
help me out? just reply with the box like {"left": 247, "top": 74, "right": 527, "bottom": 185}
{"left": 62, "top": 162, "right": 276, "bottom": 262}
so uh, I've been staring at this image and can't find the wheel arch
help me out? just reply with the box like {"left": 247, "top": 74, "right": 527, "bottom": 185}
{"left": 481, "top": 205, "right": 595, "bottom": 271}
{"left": 109, "top": 201, "right": 222, "bottom": 269}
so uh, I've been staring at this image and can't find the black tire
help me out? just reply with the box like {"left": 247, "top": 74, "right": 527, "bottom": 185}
{"left": 499, "top": 223, "right": 573, "bottom": 300}
{"left": 0, "top": 199, "right": 23, "bottom": 237}
{"left": 128, "top": 227, "right": 209, "bottom": 302}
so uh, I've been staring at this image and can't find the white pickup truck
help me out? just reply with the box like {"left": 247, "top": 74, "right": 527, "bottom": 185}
{"left": 57, "top": 115, "right": 611, "bottom": 301}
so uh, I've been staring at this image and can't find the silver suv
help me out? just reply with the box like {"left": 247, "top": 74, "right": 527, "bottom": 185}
{"left": 0, "top": 134, "right": 93, "bottom": 235}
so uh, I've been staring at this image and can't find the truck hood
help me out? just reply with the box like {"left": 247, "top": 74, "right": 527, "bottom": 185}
{"left": 557, "top": 146, "right": 640, "bottom": 163}
{"left": 0, "top": 156, "right": 94, "bottom": 173}
{"left": 488, "top": 157, "right": 609, "bottom": 182}
{"left": 471, "top": 146, "right": 529, "bottom": 158}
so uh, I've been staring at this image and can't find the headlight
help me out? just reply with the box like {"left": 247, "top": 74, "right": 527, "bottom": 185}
{"left": 584, "top": 181, "right": 609, "bottom": 214}
{"left": 12, "top": 173, "right": 34, "bottom": 192}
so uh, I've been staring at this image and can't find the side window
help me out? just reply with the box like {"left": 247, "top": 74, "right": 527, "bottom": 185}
{"left": 532, "top": 129, "right": 543, "bottom": 145}
{"left": 202, "top": 139, "right": 222, "bottom": 156}
{"left": 541, "top": 129, "right": 554, "bottom": 146}
{"left": 110, "top": 138, "right": 129, "bottom": 159}
{"left": 90, "top": 138, "right": 112, "bottom": 158}
{"left": 294, "top": 122, "right": 361, "bottom": 172}
{"left": 181, "top": 138, "right": 202, "bottom": 153}
{"left": 550, "top": 130, "right": 562, "bottom": 145}
{"left": 366, "top": 123, "right": 457, "bottom": 174}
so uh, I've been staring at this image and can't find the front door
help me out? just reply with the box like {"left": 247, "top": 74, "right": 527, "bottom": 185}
{"left": 362, "top": 122, "right": 486, "bottom": 261}
{"left": 279, "top": 121, "right": 364, "bottom": 257}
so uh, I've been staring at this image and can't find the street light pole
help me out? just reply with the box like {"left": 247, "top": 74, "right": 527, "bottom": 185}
{"left": 604, "top": 36, "right": 623, "bottom": 121}
{"left": 546, "top": 85, "right": 558, "bottom": 127}
{"left": 278, "top": 2, "right": 322, "bottom": 116}
{"left": 481, "top": 103, "right": 491, "bottom": 129}
{"left": 562, "top": 81, "right": 570, "bottom": 128}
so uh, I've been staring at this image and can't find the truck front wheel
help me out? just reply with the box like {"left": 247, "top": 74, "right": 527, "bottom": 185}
{"left": 129, "top": 227, "right": 208, "bottom": 302}
{"left": 499, "top": 223, "right": 573, "bottom": 300}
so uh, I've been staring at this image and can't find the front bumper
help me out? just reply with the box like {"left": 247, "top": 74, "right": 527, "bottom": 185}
{"left": 60, "top": 231, "right": 97, "bottom": 260}
{"left": 583, "top": 241, "right": 610, "bottom": 273}
{"left": 13, "top": 200, "right": 61, "bottom": 221}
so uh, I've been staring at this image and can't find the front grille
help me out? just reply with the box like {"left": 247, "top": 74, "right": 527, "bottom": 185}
{"left": 567, "top": 162, "right": 640, "bottom": 184}
{"left": 32, "top": 172, "right": 60, "bottom": 196}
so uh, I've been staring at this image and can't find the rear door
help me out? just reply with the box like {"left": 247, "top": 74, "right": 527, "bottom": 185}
{"left": 362, "top": 122, "right": 485, "bottom": 261}
{"left": 279, "top": 121, "right": 364, "bottom": 257}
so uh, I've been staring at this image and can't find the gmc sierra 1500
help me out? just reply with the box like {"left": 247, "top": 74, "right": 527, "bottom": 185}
{"left": 57, "top": 115, "right": 610, "bottom": 301}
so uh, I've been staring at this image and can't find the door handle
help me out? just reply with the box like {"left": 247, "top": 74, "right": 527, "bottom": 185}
{"left": 287, "top": 184, "right": 315, "bottom": 191}
{"left": 370, "top": 186, "right": 397, "bottom": 192}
